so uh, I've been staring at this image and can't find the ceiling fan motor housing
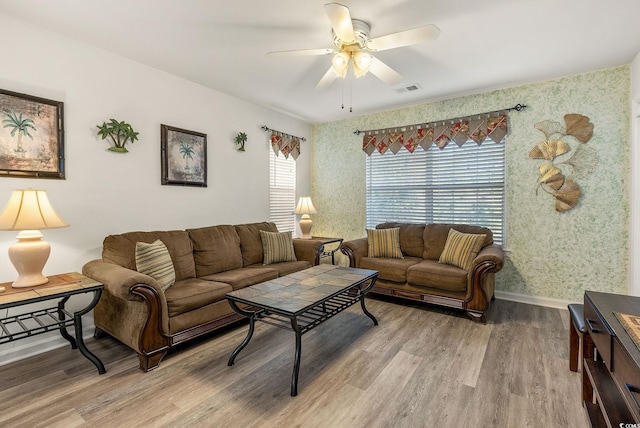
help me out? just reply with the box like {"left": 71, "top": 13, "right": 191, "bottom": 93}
{"left": 333, "top": 19, "right": 371, "bottom": 50}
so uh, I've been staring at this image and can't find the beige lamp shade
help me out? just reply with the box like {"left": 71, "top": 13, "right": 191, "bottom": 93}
{"left": 0, "top": 189, "right": 69, "bottom": 288}
{"left": 295, "top": 197, "right": 317, "bottom": 239}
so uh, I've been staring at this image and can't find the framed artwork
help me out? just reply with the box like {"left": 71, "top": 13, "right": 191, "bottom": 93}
{"left": 0, "top": 89, "right": 65, "bottom": 179}
{"left": 160, "top": 124, "right": 207, "bottom": 187}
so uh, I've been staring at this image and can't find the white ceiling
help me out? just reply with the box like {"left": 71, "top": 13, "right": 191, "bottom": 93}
{"left": 1, "top": 0, "right": 639, "bottom": 124}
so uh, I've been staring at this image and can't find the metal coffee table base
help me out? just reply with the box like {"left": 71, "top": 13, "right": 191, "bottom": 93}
{"left": 227, "top": 277, "right": 378, "bottom": 396}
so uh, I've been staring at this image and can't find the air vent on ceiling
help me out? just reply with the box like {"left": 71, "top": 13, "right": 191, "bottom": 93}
{"left": 395, "top": 83, "right": 422, "bottom": 93}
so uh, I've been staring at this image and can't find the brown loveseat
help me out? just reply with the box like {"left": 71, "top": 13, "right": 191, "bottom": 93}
{"left": 82, "top": 222, "right": 321, "bottom": 371}
{"left": 340, "top": 223, "right": 504, "bottom": 322}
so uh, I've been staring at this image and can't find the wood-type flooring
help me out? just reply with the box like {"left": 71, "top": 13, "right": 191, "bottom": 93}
{"left": 0, "top": 297, "right": 587, "bottom": 427}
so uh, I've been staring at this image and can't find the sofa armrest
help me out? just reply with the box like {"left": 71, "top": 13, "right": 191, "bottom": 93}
{"left": 469, "top": 244, "right": 504, "bottom": 273}
{"left": 340, "top": 237, "right": 368, "bottom": 268}
{"left": 293, "top": 239, "right": 324, "bottom": 265}
{"left": 82, "top": 259, "right": 170, "bottom": 355}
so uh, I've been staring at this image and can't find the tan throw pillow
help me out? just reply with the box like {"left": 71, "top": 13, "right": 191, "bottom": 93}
{"left": 367, "top": 227, "right": 403, "bottom": 258}
{"left": 439, "top": 229, "right": 486, "bottom": 270}
{"left": 260, "top": 230, "right": 297, "bottom": 265}
{"left": 135, "top": 239, "right": 176, "bottom": 290}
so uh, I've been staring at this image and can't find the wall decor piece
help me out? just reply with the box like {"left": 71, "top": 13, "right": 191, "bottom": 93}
{"left": 96, "top": 118, "right": 139, "bottom": 153}
{"left": 0, "top": 89, "right": 64, "bottom": 179}
{"left": 161, "top": 124, "right": 207, "bottom": 187}
{"left": 529, "top": 113, "right": 598, "bottom": 212}
{"left": 234, "top": 131, "right": 247, "bottom": 152}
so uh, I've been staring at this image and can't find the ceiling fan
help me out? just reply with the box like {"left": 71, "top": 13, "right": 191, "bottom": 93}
{"left": 267, "top": 2, "right": 440, "bottom": 89}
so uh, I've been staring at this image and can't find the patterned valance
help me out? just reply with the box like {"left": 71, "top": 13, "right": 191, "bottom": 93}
{"left": 262, "top": 125, "right": 304, "bottom": 160}
{"left": 357, "top": 105, "right": 526, "bottom": 156}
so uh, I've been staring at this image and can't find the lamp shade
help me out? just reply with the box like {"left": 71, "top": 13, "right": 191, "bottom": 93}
{"left": 294, "top": 197, "right": 317, "bottom": 215}
{"left": 0, "top": 189, "right": 68, "bottom": 231}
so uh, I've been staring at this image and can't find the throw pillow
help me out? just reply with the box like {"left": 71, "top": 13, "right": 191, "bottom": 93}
{"left": 438, "top": 229, "right": 486, "bottom": 270}
{"left": 367, "top": 227, "right": 403, "bottom": 259}
{"left": 260, "top": 230, "right": 297, "bottom": 265}
{"left": 135, "top": 239, "right": 176, "bottom": 290}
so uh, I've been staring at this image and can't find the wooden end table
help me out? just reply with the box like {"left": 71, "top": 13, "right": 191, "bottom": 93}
{"left": 0, "top": 272, "right": 106, "bottom": 374}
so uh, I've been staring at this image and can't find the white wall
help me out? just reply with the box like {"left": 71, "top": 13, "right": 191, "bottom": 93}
{"left": 0, "top": 13, "right": 311, "bottom": 363}
{"left": 631, "top": 51, "right": 640, "bottom": 295}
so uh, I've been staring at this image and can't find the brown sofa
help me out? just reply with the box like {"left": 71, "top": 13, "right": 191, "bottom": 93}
{"left": 340, "top": 223, "right": 504, "bottom": 322}
{"left": 82, "top": 222, "right": 321, "bottom": 371}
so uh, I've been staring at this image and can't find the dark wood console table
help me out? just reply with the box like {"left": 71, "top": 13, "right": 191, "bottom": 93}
{"left": 583, "top": 291, "right": 640, "bottom": 426}
{"left": 0, "top": 272, "right": 105, "bottom": 374}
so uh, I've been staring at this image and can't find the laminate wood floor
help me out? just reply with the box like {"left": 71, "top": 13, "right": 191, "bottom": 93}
{"left": 0, "top": 297, "right": 587, "bottom": 428}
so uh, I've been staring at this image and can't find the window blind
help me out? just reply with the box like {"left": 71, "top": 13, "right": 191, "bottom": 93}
{"left": 269, "top": 151, "right": 296, "bottom": 233}
{"left": 366, "top": 139, "right": 505, "bottom": 245}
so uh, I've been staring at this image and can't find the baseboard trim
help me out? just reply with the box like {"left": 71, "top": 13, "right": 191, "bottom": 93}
{"left": 0, "top": 324, "right": 95, "bottom": 366}
{"left": 495, "top": 290, "right": 578, "bottom": 310}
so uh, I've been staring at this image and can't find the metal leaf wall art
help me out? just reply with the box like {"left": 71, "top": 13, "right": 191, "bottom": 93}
{"left": 529, "top": 114, "right": 598, "bottom": 212}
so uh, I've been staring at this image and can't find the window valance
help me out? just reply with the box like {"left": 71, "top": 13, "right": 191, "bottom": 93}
{"left": 262, "top": 125, "right": 305, "bottom": 160}
{"left": 357, "top": 104, "right": 526, "bottom": 155}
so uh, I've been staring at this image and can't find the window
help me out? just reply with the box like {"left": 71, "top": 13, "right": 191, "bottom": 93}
{"left": 366, "top": 140, "right": 505, "bottom": 245}
{"left": 269, "top": 151, "right": 296, "bottom": 232}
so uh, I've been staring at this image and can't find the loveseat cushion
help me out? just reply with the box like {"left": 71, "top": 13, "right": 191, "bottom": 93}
{"left": 187, "top": 225, "right": 243, "bottom": 276}
{"left": 376, "top": 223, "right": 425, "bottom": 258}
{"left": 103, "top": 230, "right": 196, "bottom": 280}
{"left": 407, "top": 259, "right": 468, "bottom": 292}
{"left": 201, "top": 267, "right": 278, "bottom": 290}
{"left": 165, "top": 278, "right": 233, "bottom": 317}
{"left": 423, "top": 224, "right": 493, "bottom": 260}
{"left": 360, "top": 256, "right": 422, "bottom": 283}
{"left": 367, "top": 228, "right": 403, "bottom": 258}
{"left": 235, "top": 222, "right": 279, "bottom": 266}
{"left": 439, "top": 229, "right": 486, "bottom": 270}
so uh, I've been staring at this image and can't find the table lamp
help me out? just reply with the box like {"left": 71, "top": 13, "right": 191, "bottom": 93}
{"left": 0, "top": 189, "right": 69, "bottom": 287}
{"left": 295, "top": 196, "right": 317, "bottom": 239}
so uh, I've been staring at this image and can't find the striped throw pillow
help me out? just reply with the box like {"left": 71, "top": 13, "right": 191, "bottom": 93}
{"left": 135, "top": 239, "right": 176, "bottom": 290}
{"left": 260, "top": 230, "right": 297, "bottom": 265}
{"left": 367, "top": 227, "right": 403, "bottom": 259}
{"left": 438, "top": 229, "right": 486, "bottom": 270}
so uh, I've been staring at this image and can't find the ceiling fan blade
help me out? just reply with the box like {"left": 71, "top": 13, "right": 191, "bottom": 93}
{"left": 368, "top": 57, "right": 403, "bottom": 85}
{"left": 316, "top": 66, "right": 338, "bottom": 90}
{"left": 367, "top": 24, "right": 440, "bottom": 51}
{"left": 267, "top": 48, "right": 334, "bottom": 57}
{"left": 324, "top": 3, "right": 355, "bottom": 43}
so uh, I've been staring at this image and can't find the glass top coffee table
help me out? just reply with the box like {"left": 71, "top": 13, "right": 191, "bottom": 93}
{"left": 226, "top": 264, "right": 379, "bottom": 396}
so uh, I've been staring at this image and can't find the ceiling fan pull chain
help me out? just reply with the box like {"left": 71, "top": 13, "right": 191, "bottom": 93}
{"left": 349, "top": 79, "right": 353, "bottom": 113}
{"left": 341, "top": 80, "right": 345, "bottom": 110}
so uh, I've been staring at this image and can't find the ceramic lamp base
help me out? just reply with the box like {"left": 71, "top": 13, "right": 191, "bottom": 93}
{"left": 299, "top": 215, "right": 313, "bottom": 240}
{"left": 8, "top": 230, "right": 50, "bottom": 288}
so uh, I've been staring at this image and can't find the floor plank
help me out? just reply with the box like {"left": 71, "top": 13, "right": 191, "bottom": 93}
{"left": 0, "top": 297, "right": 587, "bottom": 427}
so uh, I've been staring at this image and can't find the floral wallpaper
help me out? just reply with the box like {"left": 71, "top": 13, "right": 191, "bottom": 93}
{"left": 311, "top": 66, "right": 630, "bottom": 302}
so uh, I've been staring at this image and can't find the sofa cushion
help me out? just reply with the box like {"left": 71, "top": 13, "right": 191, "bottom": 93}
{"left": 235, "top": 222, "right": 279, "bottom": 266}
{"left": 165, "top": 278, "right": 233, "bottom": 317}
{"left": 187, "top": 225, "right": 243, "bottom": 276}
{"left": 360, "top": 256, "right": 422, "bottom": 283}
{"left": 103, "top": 230, "right": 196, "bottom": 280}
{"left": 201, "top": 267, "right": 278, "bottom": 290}
{"left": 439, "top": 229, "right": 486, "bottom": 270}
{"left": 406, "top": 259, "right": 468, "bottom": 292}
{"left": 245, "top": 261, "right": 311, "bottom": 277}
{"left": 376, "top": 223, "right": 425, "bottom": 258}
{"left": 423, "top": 223, "right": 493, "bottom": 260}
{"left": 367, "top": 228, "right": 403, "bottom": 258}
{"left": 260, "top": 230, "right": 297, "bottom": 264}
{"left": 135, "top": 239, "right": 176, "bottom": 290}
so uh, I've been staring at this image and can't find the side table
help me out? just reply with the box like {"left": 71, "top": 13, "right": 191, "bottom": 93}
{"left": 298, "top": 236, "right": 343, "bottom": 265}
{"left": 0, "top": 272, "right": 106, "bottom": 374}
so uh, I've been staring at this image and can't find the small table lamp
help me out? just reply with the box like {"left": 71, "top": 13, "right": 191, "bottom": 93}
{"left": 295, "top": 196, "right": 317, "bottom": 240}
{"left": 0, "top": 189, "right": 69, "bottom": 288}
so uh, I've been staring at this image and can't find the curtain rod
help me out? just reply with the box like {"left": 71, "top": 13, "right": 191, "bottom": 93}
{"left": 261, "top": 126, "right": 307, "bottom": 142}
{"left": 352, "top": 103, "right": 527, "bottom": 136}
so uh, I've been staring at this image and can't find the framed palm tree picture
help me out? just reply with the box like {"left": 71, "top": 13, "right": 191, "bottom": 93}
{"left": 0, "top": 89, "right": 65, "bottom": 179}
{"left": 160, "top": 124, "right": 207, "bottom": 187}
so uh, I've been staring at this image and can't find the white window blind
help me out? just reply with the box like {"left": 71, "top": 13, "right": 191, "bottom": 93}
{"left": 366, "top": 140, "right": 505, "bottom": 245}
{"left": 269, "top": 151, "right": 296, "bottom": 232}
